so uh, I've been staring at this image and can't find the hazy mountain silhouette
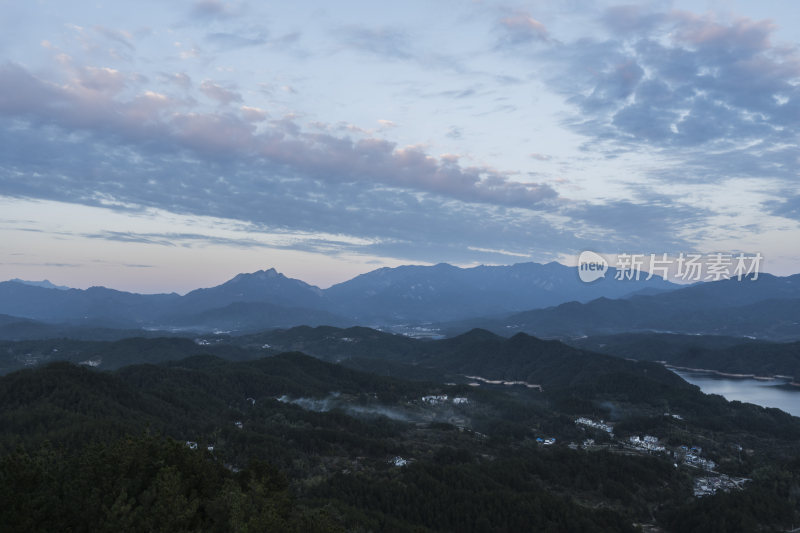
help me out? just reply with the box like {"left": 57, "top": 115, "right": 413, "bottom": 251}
{"left": 454, "top": 273, "right": 800, "bottom": 340}
{"left": 0, "top": 262, "right": 678, "bottom": 332}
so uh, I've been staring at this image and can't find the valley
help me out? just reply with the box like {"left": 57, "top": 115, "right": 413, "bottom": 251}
{"left": 1, "top": 322, "right": 799, "bottom": 531}
{"left": 2, "top": 268, "right": 800, "bottom": 531}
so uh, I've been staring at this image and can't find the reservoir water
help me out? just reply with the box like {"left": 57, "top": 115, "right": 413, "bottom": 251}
{"left": 672, "top": 369, "right": 800, "bottom": 417}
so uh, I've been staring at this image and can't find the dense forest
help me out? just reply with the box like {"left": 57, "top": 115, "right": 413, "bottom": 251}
{"left": 1, "top": 329, "right": 799, "bottom": 531}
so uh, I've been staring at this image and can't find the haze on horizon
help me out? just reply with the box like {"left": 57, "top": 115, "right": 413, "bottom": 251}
{"left": 2, "top": 0, "right": 800, "bottom": 294}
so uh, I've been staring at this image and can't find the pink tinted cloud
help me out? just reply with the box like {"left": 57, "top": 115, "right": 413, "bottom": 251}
{"left": 672, "top": 13, "right": 776, "bottom": 53}
{"left": 199, "top": 80, "right": 242, "bottom": 105}
{"left": 498, "top": 12, "right": 549, "bottom": 44}
{"left": 0, "top": 62, "right": 557, "bottom": 210}
{"left": 78, "top": 66, "right": 127, "bottom": 94}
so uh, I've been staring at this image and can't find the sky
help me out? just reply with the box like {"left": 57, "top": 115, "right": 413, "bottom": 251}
{"left": 1, "top": 0, "right": 799, "bottom": 293}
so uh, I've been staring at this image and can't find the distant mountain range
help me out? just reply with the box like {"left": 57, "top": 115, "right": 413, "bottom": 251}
{"left": 3, "top": 265, "right": 800, "bottom": 341}
{"left": 447, "top": 273, "right": 800, "bottom": 341}
{"left": 8, "top": 279, "right": 70, "bottom": 290}
{"left": 0, "top": 262, "right": 676, "bottom": 334}
{"left": 323, "top": 262, "right": 675, "bottom": 322}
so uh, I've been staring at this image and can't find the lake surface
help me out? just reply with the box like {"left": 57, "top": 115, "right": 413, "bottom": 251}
{"left": 672, "top": 369, "right": 800, "bottom": 417}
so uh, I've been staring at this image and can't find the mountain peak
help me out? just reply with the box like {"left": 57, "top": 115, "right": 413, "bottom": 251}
{"left": 9, "top": 279, "right": 71, "bottom": 291}
{"left": 229, "top": 268, "right": 283, "bottom": 284}
{"left": 455, "top": 328, "right": 501, "bottom": 342}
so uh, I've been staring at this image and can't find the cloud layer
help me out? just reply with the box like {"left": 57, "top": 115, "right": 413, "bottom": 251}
{"left": 0, "top": 0, "right": 798, "bottom": 285}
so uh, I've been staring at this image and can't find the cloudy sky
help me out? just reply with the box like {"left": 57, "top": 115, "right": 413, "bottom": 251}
{"left": 1, "top": 0, "right": 799, "bottom": 293}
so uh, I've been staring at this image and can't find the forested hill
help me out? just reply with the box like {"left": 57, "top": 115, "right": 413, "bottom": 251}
{"left": 2, "top": 350, "right": 800, "bottom": 531}
{"left": 572, "top": 333, "right": 800, "bottom": 381}
{"left": 0, "top": 355, "right": 653, "bottom": 532}
{"left": 0, "top": 325, "right": 693, "bottom": 394}
{"left": 236, "top": 326, "right": 691, "bottom": 393}
{"left": 0, "top": 336, "right": 257, "bottom": 374}
{"left": 0, "top": 352, "right": 428, "bottom": 453}
{"left": 1, "top": 324, "right": 791, "bottom": 395}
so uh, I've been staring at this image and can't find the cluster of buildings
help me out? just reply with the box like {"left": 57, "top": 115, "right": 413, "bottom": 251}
{"left": 572, "top": 420, "right": 719, "bottom": 474}
{"left": 548, "top": 411, "right": 741, "bottom": 499}
{"left": 420, "top": 394, "right": 469, "bottom": 406}
{"left": 390, "top": 456, "right": 409, "bottom": 467}
{"left": 574, "top": 417, "right": 614, "bottom": 435}
{"left": 571, "top": 418, "right": 721, "bottom": 475}
{"left": 185, "top": 441, "right": 215, "bottom": 452}
{"left": 628, "top": 435, "right": 666, "bottom": 452}
{"left": 421, "top": 394, "right": 449, "bottom": 405}
{"left": 194, "top": 337, "right": 226, "bottom": 346}
{"left": 694, "top": 475, "right": 749, "bottom": 497}
{"left": 399, "top": 326, "right": 444, "bottom": 340}
{"left": 679, "top": 446, "right": 717, "bottom": 471}
{"left": 626, "top": 438, "right": 717, "bottom": 470}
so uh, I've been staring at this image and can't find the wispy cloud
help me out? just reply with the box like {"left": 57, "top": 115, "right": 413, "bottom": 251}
{"left": 0, "top": 62, "right": 557, "bottom": 210}
{"left": 205, "top": 27, "right": 269, "bottom": 50}
{"left": 543, "top": 8, "right": 800, "bottom": 189}
{"left": 93, "top": 25, "right": 135, "bottom": 51}
{"left": 199, "top": 79, "right": 242, "bottom": 105}
{"left": 1, "top": 1, "right": 796, "bottom": 279}
{"left": 190, "top": 0, "right": 245, "bottom": 20}
{"left": 496, "top": 11, "right": 550, "bottom": 47}
{"left": 337, "top": 26, "right": 413, "bottom": 60}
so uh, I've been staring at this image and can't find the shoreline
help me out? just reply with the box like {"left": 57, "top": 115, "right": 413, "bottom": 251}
{"left": 666, "top": 364, "right": 799, "bottom": 386}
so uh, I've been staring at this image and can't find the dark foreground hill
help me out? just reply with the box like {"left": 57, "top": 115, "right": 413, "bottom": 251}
{"left": 0, "top": 355, "right": 648, "bottom": 532}
{"left": 2, "top": 345, "right": 800, "bottom": 532}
